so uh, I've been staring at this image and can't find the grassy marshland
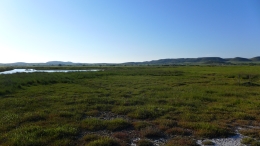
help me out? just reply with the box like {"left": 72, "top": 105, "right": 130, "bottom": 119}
{"left": 0, "top": 66, "right": 260, "bottom": 145}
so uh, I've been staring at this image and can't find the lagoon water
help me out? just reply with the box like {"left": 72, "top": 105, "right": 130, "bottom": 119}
{"left": 0, "top": 69, "right": 99, "bottom": 74}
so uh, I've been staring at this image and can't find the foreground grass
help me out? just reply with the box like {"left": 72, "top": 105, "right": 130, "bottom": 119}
{"left": 0, "top": 66, "right": 260, "bottom": 145}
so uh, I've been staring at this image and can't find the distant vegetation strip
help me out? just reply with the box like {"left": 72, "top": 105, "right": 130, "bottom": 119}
{"left": 0, "top": 67, "right": 14, "bottom": 72}
{"left": 1, "top": 56, "right": 260, "bottom": 66}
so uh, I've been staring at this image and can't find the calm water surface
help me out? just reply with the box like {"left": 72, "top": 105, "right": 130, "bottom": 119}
{"left": 0, "top": 69, "right": 100, "bottom": 74}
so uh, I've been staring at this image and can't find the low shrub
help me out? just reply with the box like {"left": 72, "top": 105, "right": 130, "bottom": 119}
{"left": 4, "top": 125, "right": 78, "bottom": 146}
{"left": 111, "top": 106, "right": 135, "bottom": 115}
{"left": 165, "top": 127, "right": 191, "bottom": 136}
{"left": 59, "top": 111, "right": 74, "bottom": 118}
{"left": 81, "top": 134, "right": 101, "bottom": 143}
{"left": 180, "top": 122, "right": 231, "bottom": 138}
{"left": 140, "top": 127, "right": 164, "bottom": 138}
{"left": 82, "top": 118, "right": 106, "bottom": 131}
{"left": 240, "top": 129, "right": 260, "bottom": 138}
{"left": 112, "top": 132, "right": 130, "bottom": 143}
{"left": 241, "top": 137, "right": 254, "bottom": 145}
{"left": 153, "top": 119, "right": 177, "bottom": 131}
{"left": 87, "top": 137, "right": 120, "bottom": 146}
{"left": 82, "top": 118, "right": 131, "bottom": 131}
{"left": 128, "top": 107, "right": 164, "bottom": 119}
{"left": 234, "top": 112, "right": 256, "bottom": 120}
{"left": 133, "top": 121, "right": 152, "bottom": 130}
{"left": 85, "top": 110, "right": 99, "bottom": 116}
{"left": 202, "top": 140, "right": 215, "bottom": 145}
{"left": 166, "top": 137, "right": 198, "bottom": 146}
{"left": 106, "top": 118, "right": 132, "bottom": 131}
{"left": 21, "top": 112, "right": 47, "bottom": 123}
{"left": 137, "top": 139, "right": 154, "bottom": 146}
{"left": 251, "top": 141, "right": 260, "bottom": 146}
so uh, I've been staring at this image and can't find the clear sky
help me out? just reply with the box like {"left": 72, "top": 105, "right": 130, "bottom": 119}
{"left": 0, "top": 0, "right": 260, "bottom": 63}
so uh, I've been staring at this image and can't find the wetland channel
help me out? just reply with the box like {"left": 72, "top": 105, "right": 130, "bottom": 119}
{"left": 0, "top": 69, "right": 100, "bottom": 74}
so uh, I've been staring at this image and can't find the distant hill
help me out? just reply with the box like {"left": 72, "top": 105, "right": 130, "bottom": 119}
{"left": 1, "top": 57, "right": 260, "bottom": 66}
{"left": 251, "top": 56, "right": 260, "bottom": 61}
{"left": 46, "top": 61, "right": 74, "bottom": 65}
{"left": 197, "top": 57, "right": 226, "bottom": 62}
{"left": 124, "top": 57, "right": 232, "bottom": 65}
{"left": 228, "top": 57, "right": 251, "bottom": 62}
{"left": 6, "top": 62, "right": 27, "bottom": 66}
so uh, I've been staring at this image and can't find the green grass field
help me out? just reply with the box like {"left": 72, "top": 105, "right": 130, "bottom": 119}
{"left": 0, "top": 66, "right": 260, "bottom": 145}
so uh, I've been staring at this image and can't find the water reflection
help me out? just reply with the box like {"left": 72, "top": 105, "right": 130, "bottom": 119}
{"left": 0, "top": 69, "right": 100, "bottom": 74}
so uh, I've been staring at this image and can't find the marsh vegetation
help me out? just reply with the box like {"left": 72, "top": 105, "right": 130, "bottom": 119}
{"left": 0, "top": 66, "right": 260, "bottom": 145}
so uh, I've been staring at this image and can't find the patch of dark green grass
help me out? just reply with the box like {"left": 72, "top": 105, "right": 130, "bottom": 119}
{"left": 106, "top": 118, "right": 132, "bottom": 131}
{"left": 81, "top": 118, "right": 106, "bottom": 131}
{"left": 85, "top": 110, "right": 100, "bottom": 116}
{"left": 180, "top": 122, "right": 232, "bottom": 138}
{"left": 82, "top": 118, "right": 131, "bottom": 131}
{"left": 87, "top": 137, "right": 120, "bottom": 146}
{"left": 111, "top": 106, "right": 135, "bottom": 115}
{"left": 1, "top": 125, "right": 78, "bottom": 146}
{"left": 128, "top": 106, "right": 165, "bottom": 119}
{"left": 81, "top": 134, "right": 101, "bottom": 143}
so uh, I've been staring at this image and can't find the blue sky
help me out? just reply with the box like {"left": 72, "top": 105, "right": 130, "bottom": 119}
{"left": 0, "top": 0, "right": 259, "bottom": 63}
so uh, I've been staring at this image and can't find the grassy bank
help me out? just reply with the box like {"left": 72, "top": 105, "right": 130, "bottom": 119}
{"left": 0, "top": 67, "right": 14, "bottom": 72}
{"left": 0, "top": 66, "right": 260, "bottom": 145}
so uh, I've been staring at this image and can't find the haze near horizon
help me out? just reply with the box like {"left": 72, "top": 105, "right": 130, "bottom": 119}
{"left": 0, "top": 0, "right": 260, "bottom": 63}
